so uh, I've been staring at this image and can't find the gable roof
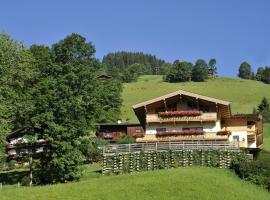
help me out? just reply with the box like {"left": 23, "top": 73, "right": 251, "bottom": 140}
{"left": 132, "top": 90, "right": 232, "bottom": 127}
{"left": 132, "top": 90, "right": 231, "bottom": 109}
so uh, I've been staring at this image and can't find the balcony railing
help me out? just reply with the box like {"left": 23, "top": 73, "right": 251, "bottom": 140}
{"left": 146, "top": 112, "right": 217, "bottom": 123}
{"left": 102, "top": 141, "right": 240, "bottom": 155}
{"left": 4, "top": 139, "right": 47, "bottom": 149}
{"left": 136, "top": 132, "right": 229, "bottom": 143}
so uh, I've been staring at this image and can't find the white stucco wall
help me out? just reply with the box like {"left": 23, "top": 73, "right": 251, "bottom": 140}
{"left": 10, "top": 137, "right": 28, "bottom": 145}
{"left": 228, "top": 131, "right": 247, "bottom": 148}
{"left": 145, "top": 121, "right": 221, "bottom": 134}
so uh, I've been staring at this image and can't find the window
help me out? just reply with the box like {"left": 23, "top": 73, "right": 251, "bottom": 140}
{"left": 182, "top": 127, "right": 203, "bottom": 131}
{"left": 135, "top": 129, "right": 142, "bottom": 133}
{"left": 167, "top": 103, "right": 177, "bottom": 111}
{"left": 247, "top": 121, "right": 255, "bottom": 126}
{"left": 156, "top": 128, "right": 166, "bottom": 132}
{"left": 187, "top": 101, "right": 197, "bottom": 109}
{"left": 200, "top": 105, "right": 210, "bottom": 112}
{"left": 155, "top": 107, "right": 165, "bottom": 113}
{"left": 233, "top": 136, "right": 239, "bottom": 142}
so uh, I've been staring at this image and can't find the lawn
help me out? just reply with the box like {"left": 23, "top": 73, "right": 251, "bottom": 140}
{"left": 121, "top": 75, "right": 270, "bottom": 122}
{"left": 1, "top": 167, "right": 270, "bottom": 200}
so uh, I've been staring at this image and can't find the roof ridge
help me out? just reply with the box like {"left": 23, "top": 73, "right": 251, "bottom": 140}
{"left": 132, "top": 90, "right": 231, "bottom": 109}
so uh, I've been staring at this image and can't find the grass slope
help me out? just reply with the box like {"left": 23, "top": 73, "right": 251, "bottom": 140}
{"left": 1, "top": 167, "right": 270, "bottom": 200}
{"left": 121, "top": 75, "right": 270, "bottom": 122}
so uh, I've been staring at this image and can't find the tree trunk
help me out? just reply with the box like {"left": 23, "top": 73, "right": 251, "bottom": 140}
{"left": 29, "top": 156, "right": 33, "bottom": 187}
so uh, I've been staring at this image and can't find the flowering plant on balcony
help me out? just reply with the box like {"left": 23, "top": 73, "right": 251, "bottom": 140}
{"left": 156, "top": 130, "right": 204, "bottom": 137}
{"left": 102, "top": 133, "right": 113, "bottom": 139}
{"left": 3, "top": 143, "right": 10, "bottom": 148}
{"left": 217, "top": 130, "right": 231, "bottom": 136}
{"left": 158, "top": 110, "right": 202, "bottom": 118}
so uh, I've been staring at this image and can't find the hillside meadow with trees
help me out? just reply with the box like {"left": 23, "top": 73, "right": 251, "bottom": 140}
{"left": 103, "top": 51, "right": 270, "bottom": 85}
{"left": 163, "top": 58, "right": 217, "bottom": 83}
{"left": 238, "top": 61, "right": 270, "bottom": 84}
{"left": 103, "top": 52, "right": 218, "bottom": 83}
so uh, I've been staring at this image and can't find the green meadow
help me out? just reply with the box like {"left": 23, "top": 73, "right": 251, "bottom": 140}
{"left": 1, "top": 167, "right": 270, "bottom": 200}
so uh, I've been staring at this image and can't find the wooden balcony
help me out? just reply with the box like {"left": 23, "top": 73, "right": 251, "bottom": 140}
{"left": 146, "top": 112, "right": 217, "bottom": 124}
{"left": 98, "top": 132, "right": 121, "bottom": 140}
{"left": 136, "top": 132, "right": 228, "bottom": 143}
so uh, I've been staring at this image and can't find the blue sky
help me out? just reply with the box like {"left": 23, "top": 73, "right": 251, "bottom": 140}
{"left": 1, "top": 0, "right": 270, "bottom": 77}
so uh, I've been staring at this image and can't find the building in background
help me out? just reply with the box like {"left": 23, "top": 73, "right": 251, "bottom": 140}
{"left": 96, "top": 122, "right": 144, "bottom": 142}
{"left": 5, "top": 127, "right": 47, "bottom": 160}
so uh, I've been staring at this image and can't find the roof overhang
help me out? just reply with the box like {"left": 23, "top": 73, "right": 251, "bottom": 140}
{"left": 133, "top": 90, "right": 231, "bottom": 109}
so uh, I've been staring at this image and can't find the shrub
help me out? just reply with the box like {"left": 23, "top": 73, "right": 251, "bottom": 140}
{"left": 79, "top": 137, "right": 108, "bottom": 163}
{"left": 231, "top": 151, "right": 270, "bottom": 191}
{"left": 8, "top": 160, "right": 17, "bottom": 170}
{"left": 20, "top": 176, "right": 30, "bottom": 186}
{"left": 116, "top": 135, "right": 135, "bottom": 144}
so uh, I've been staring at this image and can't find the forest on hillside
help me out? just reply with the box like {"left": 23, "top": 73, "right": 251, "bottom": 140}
{"left": 103, "top": 52, "right": 217, "bottom": 83}
{"left": 102, "top": 51, "right": 170, "bottom": 79}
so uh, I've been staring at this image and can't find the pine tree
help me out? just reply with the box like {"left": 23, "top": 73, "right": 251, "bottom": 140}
{"left": 257, "top": 97, "right": 270, "bottom": 122}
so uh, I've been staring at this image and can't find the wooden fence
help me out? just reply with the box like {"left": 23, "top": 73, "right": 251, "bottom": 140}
{"left": 102, "top": 141, "right": 240, "bottom": 155}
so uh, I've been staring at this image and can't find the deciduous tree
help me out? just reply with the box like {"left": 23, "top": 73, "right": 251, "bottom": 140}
{"left": 164, "top": 61, "right": 193, "bottom": 82}
{"left": 191, "top": 59, "right": 209, "bottom": 82}
{"left": 238, "top": 62, "right": 252, "bottom": 79}
{"left": 0, "top": 34, "right": 36, "bottom": 146}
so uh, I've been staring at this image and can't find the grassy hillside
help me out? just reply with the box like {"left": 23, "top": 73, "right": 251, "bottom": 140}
{"left": 1, "top": 167, "right": 270, "bottom": 200}
{"left": 121, "top": 75, "right": 270, "bottom": 122}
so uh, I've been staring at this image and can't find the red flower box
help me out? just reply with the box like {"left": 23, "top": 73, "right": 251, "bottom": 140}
{"left": 156, "top": 130, "right": 204, "bottom": 137}
{"left": 159, "top": 110, "right": 202, "bottom": 118}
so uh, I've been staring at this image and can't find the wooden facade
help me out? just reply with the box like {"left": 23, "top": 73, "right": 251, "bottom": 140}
{"left": 5, "top": 127, "right": 47, "bottom": 160}
{"left": 96, "top": 123, "right": 144, "bottom": 142}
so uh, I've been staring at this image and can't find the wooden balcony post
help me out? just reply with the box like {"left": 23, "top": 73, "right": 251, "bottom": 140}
{"left": 163, "top": 99, "right": 167, "bottom": 111}
{"left": 196, "top": 98, "right": 199, "bottom": 110}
